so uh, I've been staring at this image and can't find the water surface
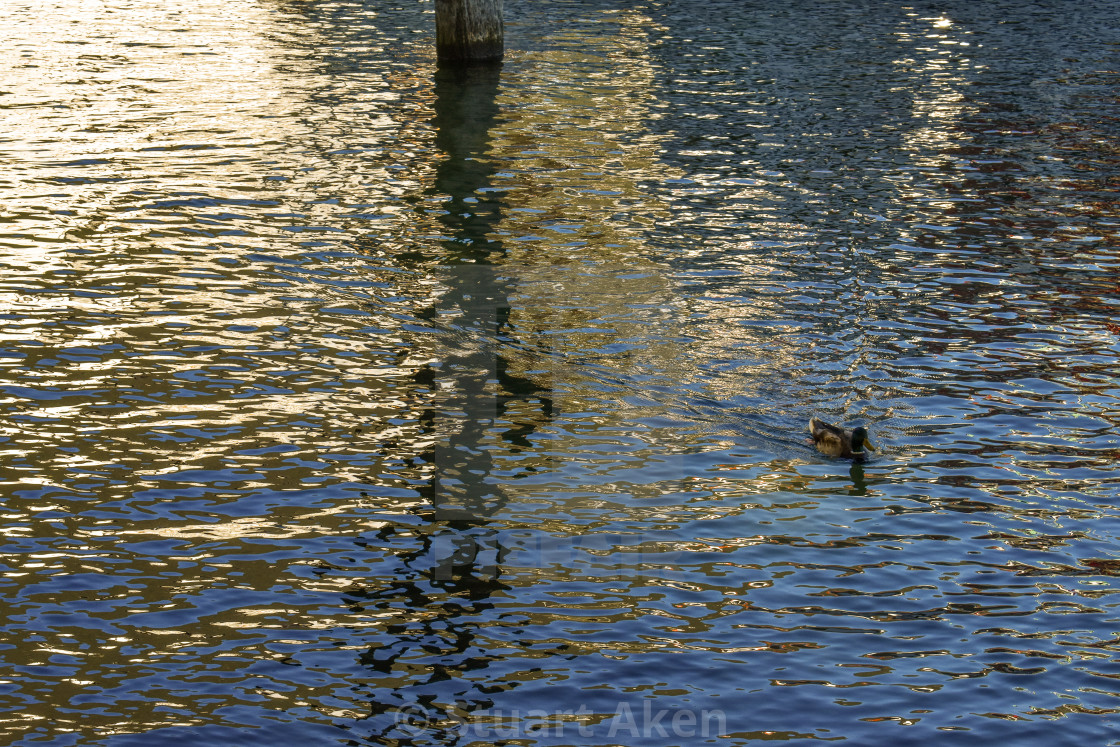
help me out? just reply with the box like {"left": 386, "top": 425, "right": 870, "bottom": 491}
{"left": 2, "top": 0, "right": 1119, "bottom": 745}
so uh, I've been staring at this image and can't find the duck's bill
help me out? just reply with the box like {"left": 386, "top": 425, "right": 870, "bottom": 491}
{"left": 863, "top": 441, "right": 876, "bottom": 452}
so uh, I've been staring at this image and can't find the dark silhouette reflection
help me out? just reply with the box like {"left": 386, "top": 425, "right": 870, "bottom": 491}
{"left": 424, "top": 62, "right": 554, "bottom": 522}
{"left": 346, "top": 542, "right": 511, "bottom": 745}
{"left": 348, "top": 63, "right": 556, "bottom": 744}
{"left": 848, "top": 462, "right": 867, "bottom": 496}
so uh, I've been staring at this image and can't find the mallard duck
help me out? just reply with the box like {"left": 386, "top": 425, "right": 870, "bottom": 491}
{"left": 809, "top": 417, "right": 875, "bottom": 460}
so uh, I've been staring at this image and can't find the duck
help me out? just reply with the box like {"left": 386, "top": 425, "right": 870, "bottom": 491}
{"left": 809, "top": 417, "right": 876, "bottom": 460}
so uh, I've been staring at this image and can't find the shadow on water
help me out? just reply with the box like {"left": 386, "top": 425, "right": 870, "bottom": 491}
{"left": 350, "top": 62, "right": 556, "bottom": 743}
{"left": 423, "top": 61, "right": 555, "bottom": 523}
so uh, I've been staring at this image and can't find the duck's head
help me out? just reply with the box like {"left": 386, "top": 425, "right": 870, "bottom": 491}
{"left": 851, "top": 427, "right": 875, "bottom": 454}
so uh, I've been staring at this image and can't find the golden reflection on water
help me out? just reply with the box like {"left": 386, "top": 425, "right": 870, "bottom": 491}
{"left": 893, "top": 13, "right": 975, "bottom": 206}
{"left": 1, "top": 0, "right": 444, "bottom": 495}
{"left": 4, "top": 1, "right": 292, "bottom": 238}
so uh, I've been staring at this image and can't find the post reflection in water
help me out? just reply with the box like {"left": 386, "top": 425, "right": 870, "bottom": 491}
{"left": 426, "top": 61, "right": 555, "bottom": 524}
{"left": 351, "top": 61, "right": 557, "bottom": 740}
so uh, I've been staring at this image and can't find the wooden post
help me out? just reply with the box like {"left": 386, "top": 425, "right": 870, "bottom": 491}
{"left": 435, "top": 0, "right": 504, "bottom": 64}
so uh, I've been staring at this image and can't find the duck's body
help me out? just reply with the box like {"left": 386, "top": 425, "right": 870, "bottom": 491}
{"left": 809, "top": 417, "right": 875, "bottom": 460}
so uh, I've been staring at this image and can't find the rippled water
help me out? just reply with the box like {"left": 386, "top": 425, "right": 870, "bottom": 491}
{"left": 2, "top": 0, "right": 1120, "bottom": 744}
